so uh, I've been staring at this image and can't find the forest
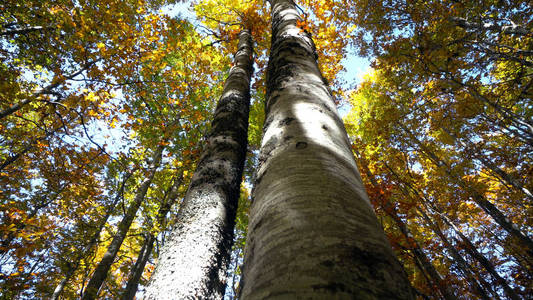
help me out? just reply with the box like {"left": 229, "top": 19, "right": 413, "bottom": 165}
{"left": 0, "top": 0, "right": 531, "bottom": 299}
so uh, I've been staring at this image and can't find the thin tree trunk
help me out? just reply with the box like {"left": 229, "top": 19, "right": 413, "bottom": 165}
{"left": 399, "top": 124, "right": 533, "bottom": 255}
{"left": 0, "top": 182, "right": 70, "bottom": 256}
{"left": 0, "top": 142, "right": 33, "bottom": 171}
{"left": 0, "top": 60, "right": 98, "bottom": 120}
{"left": 51, "top": 275, "right": 70, "bottom": 300}
{"left": 358, "top": 152, "right": 457, "bottom": 300}
{"left": 447, "top": 77, "right": 533, "bottom": 139}
{"left": 81, "top": 146, "right": 164, "bottom": 300}
{"left": 0, "top": 25, "right": 53, "bottom": 36}
{"left": 51, "top": 169, "right": 135, "bottom": 300}
{"left": 144, "top": 29, "right": 253, "bottom": 299}
{"left": 239, "top": 1, "right": 413, "bottom": 298}
{"left": 378, "top": 160, "right": 496, "bottom": 299}
{"left": 122, "top": 172, "right": 183, "bottom": 300}
{"left": 433, "top": 206, "right": 522, "bottom": 300}
{"left": 395, "top": 216, "right": 457, "bottom": 300}
{"left": 441, "top": 127, "right": 533, "bottom": 201}
{"left": 122, "top": 234, "right": 155, "bottom": 300}
{"left": 384, "top": 163, "right": 522, "bottom": 300}
{"left": 416, "top": 207, "right": 495, "bottom": 300}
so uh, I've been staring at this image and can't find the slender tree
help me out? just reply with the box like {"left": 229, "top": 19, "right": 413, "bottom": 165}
{"left": 51, "top": 169, "right": 135, "bottom": 300}
{"left": 144, "top": 29, "right": 254, "bottom": 299}
{"left": 357, "top": 154, "right": 459, "bottom": 300}
{"left": 122, "top": 233, "right": 155, "bottom": 300}
{"left": 384, "top": 159, "right": 522, "bottom": 300}
{"left": 430, "top": 204, "right": 522, "bottom": 300}
{"left": 122, "top": 171, "right": 184, "bottom": 299}
{"left": 239, "top": 0, "right": 412, "bottom": 298}
{"left": 399, "top": 124, "right": 533, "bottom": 256}
{"left": 81, "top": 145, "right": 164, "bottom": 300}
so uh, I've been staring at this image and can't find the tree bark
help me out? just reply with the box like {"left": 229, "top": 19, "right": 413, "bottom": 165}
{"left": 144, "top": 29, "right": 253, "bottom": 300}
{"left": 239, "top": 1, "right": 413, "bottom": 298}
{"left": 81, "top": 146, "right": 164, "bottom": 300}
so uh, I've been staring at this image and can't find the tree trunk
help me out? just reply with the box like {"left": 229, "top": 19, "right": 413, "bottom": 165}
{"left": 51, "top": 169, "right": 135, "bottom": 300}
{"left": 434, "top": 206, "right": 522, "bottom": 300}
{"left": 0, "top": 60, "right": 98, "bottom": 120}
{"left": 81, "top": 146, "right": 164, "bottom": 300}
{"left": 122, "top": 172, "right": 183, "bottom": 300}
{"left": 358, "top": 153, "right": 457, "bottom": 300}
{"left": 144, "top": 29, "right": 253, "bottom": 300}
{"left": 385, "top": 163, "right": 522, "bottom": 300}
{"left": 122, "top": 234, "right": 155, "bottom": 300}
{"left": 378, "top": 159, "right": 492, "bottom": 299}
{"left": 395, "top": 216, "right": 457, "bottom": 300}
{"left": 441, "top": 127, "right": 533, "bottom": 201}
{"left": 399, "top": 124, "right": 533, "bottom": 256}
{"left": 416, "top": 207, "right": 494, "bottom": 300}
{"left": 239, "top": 1, "right": 413, "bottom": 298}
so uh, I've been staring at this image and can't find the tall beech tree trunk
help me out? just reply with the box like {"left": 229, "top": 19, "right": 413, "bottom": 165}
{"left": 81, "top": 145, "right": 164, "bottom": 300}
{"left": 144, "top": 30, "right": 253, "bottom": 299}
{"left": 239, "top": 1, "right": 413, "bottom": 298}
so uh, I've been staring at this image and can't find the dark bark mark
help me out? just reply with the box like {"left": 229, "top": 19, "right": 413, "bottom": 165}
{"left": 295, "top": 141, "right": 308, "bottom": 149}
{"left": 312, "top": 282, "right": 347, "bottom": 293}
{"left": 279, "top": 117, "right": 296, "bottom": 126}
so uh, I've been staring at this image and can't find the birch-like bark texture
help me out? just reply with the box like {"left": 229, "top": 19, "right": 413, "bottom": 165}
{"left": 239, "top": 1, "right": 413, "bottom": 298}
{"left": 81, "top": 146, "right": 164, "bottom": 300}
{"left": 144, "top": 30, "right": 253, "bottom": 299}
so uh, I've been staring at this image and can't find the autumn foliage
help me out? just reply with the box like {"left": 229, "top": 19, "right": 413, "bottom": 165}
{"left": 1, "top": 0, "right": 531, "bottom": 299}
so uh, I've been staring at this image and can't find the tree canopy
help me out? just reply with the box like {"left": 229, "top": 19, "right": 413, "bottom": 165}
{"left": 1, "top": 0, "right": 531, "bottom": 298}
